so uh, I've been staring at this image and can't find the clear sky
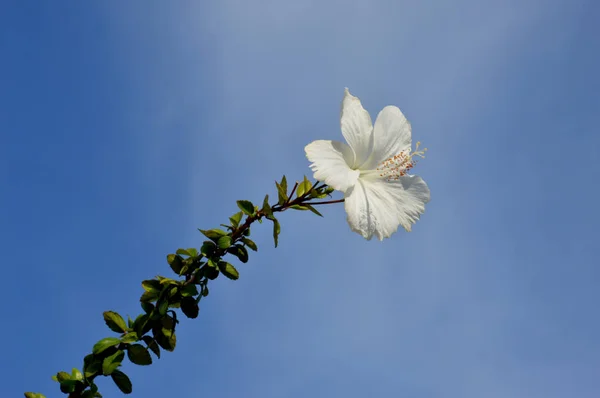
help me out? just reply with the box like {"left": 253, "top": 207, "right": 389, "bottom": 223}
{"left": 1, "top": 1, "right": 599, "bottom": 397}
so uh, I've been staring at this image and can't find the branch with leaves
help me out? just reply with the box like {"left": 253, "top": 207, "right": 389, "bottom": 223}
{"left": 25, "top": 87, "right": 431, "bottom": 398}
{"left": 25, "top": 177, "right": 339, "bottom": 398}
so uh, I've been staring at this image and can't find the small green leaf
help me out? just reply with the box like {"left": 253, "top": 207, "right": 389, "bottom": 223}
{"left": 167, "top": 254, "right": 184, "bottom": 274}
{"left": 290, "top": 204, "right": 309, "bottom": 210}
{"left": 305, "top": 204, "right": 323, "bottom": 217}
{"left": 180, "top": 284, "right": 198, "bottom": 297}
{"left": 81, "top": 390, "right": 102, "bottom": 398}
{"left": 271, "top": 218, "right": 281, "bottom": 247}
{"left": 217, "top": 235, "right": 232, "bottom": 249}
{"left": 120, "top": 332, "right": 138, "bottom": 344}
{"left": 237, "top": 200, "right": 255, "bottom": 216}
{"left": 199, "top": 228, "right": 228, "bottom": 239}
{"left": 229, "top": 211, "right": 243, "bottom": 227}
{"left": 200, "top": 240, "right": 216, "bottom": 256}
{"left": 275, "top": 182, "right": 287, "bottom": 205}
{"left": 132, "top": 314, "right": 152, "bottom": 337}
{"left": 181, "top": 296, "right": 200, "bottom": 318}
{"left": 102, "top": 350, "right": 124, "bottom": 375}
{"left": 153, "top": 327, "right": 176, "bottom": 352}
{"left": 142, "top": 336, "right": 161, "bottom": 358}
{"left": 204, "top": 264, "right": 219, "bottom": 280}
{"left": 55, "top": 371, "right": 71, "bottom": 382}
{"left": 71, "top": 368, "right": 83, "bottom": 381}
{"left": 140, "top": 290, "right": 160, "bottom": 304}
{"left": 127, "top": 344, "right": 152, "bottom": 365}
{"left": 160, "top": 315, "right": 176, "bottom": 331}
{"left": 111, "top": 370, "right": 132, "bottom": 394}
{"left": 59, "top": 380, "right": 78, "bottom": 394}
{"left": 241, "top": 237, "right": 258, "bottom": 251}
{"left": 176, "top": 248, "right": 198, "bottom": 257}
{"left": 141, "top": 301, "right": 154, "bottom": 314}
{"left": 157, "top": 276, "right": 177, "bottom": 285}
{"left": 24, "top": 393, "right": 46, "bottom": 398}
{"left": 83, "top": 354, "right": 102, "bottom": 378}
{"left": 202, "top": 285, "right": 209, "bottom": 297}
{"left": 228, "top": 245, "right": 249, "bottom": 263}
{"left": 92, "top": 337, "right": 121, "bottom": 355}
{"left": 296, "top": 178, "right": 312, "bottom": 197}
{"left": 103, "top": 311, "right": 128, "bottom": 333}
{"left": 219, "top": 261, "right": 239, "bottom": 280}
{"left": 157, "top": 298, "right": 169, "bottom": 316}
{"left": 262, "top": 195, "right": 273, "bottom": 216}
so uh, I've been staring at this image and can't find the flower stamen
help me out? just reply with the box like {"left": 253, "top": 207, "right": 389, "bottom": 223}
{"left": 377, "top": 142, "right": 427, "bottom": 180}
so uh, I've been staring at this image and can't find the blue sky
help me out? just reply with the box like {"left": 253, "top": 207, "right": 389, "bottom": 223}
{"left": 1, "top": 1, "right": 599, "bottom": 397}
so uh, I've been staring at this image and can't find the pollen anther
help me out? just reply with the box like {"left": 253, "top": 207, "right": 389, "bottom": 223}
{"left": 377, "top": 142, "right": 427, "bottom": 180}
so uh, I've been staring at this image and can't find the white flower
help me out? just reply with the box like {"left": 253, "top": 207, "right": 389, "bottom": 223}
{"left": 305, "top": 88, "right": 430, "bottom": 240}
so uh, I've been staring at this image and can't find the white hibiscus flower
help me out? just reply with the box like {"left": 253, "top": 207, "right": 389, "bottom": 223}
{"left": 305, "top": 88, "right": 430, "bottom": 240}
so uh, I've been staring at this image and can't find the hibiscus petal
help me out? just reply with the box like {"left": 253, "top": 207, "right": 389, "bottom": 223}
{"left": 305, "top": 140, "right": 360, "bottom": 193}
{"left": 344, "top": 175, "right": 430, "bottom": 240}
{"left": 362, "top": 105, "right": 412, "bottom": 170}
{"left": 340, "top": 88, "right": 373, "bottom": 168}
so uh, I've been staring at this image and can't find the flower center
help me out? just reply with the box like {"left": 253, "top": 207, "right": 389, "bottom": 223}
{"left": 376, "top": 142, "right": 427, "bottom": 180}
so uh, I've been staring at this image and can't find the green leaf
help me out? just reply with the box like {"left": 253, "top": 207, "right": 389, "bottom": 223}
{"left": 81, "top": 390, "right": 102, "bottom": 398}
{"left": 157, "top": 298, "right": 169, "bottom": 316}
{"left": 92, "top": 337, "right": 121, "bottom": 355}
{"left": 140, "top": 289, "right": 160, "bottom": 303}
{"left": 24, "top": 393, "right": 46, "bottom": 398}
{"left": 103, "top": 311, "right": 128, "bottom": 333}
{"left": 202, "top": 285, "right": 209, "bottom": 297}
{"left": 102, "top": 350, "right": 124, "bottom": 375}
{"left": 217, "top": 235, "right": 232, "bottom": 249}
{"left": 271, "top": 218, "right": 281, "bottom": 248}
{"left": 176, "top": 248, "right": 198, "bottom": 257}
{"left": 55, "top": 371, "right": 71, "bottom": 382}
{"left": 141, "top": 301, "right": 154, "bottom": 314}
{"left": 153, "top": 326, "right": 176, "bottom": 352}
{"left": 204, "top": 265, "right": 219, "bottom": 280}
{"left": 132, "top": 314, "right": 152, "bottom": 337}
{"left": 111, "top": 370, "right": 132, "bottom": 394}
{"left": 127, "top": 344, "right": 152, "bottom": 365}
{"left": 181, "top": 296, "right": 200, "bottom": 318}
{"left": 305, "top": 204, "right": 323, "bottom": 217}
{"left": 180, "top": 284, "right": 198, "bottom": 297}
{"left": 241, "top": 237, "right": 258, "bottom": 251}
{"left": 219, "top": 261, "right": 239, "bottom": 280}
{"left": 237, "top": 200, "right": 255, "bottom": 216}
{"left": 166, "top": 254, "right": 184, "bottom": 274}
{"left": 59, "top": 380, "right": 78, "bottom": 394}
{"left": 262, "top": 194, "right": 273, "bottom": 216}
{"left": 229, "top": 211, "right": 243, "bottom": 227}
{"left": 296, "top": 177, "right": 312, "bottom": 197}
{"left": 127, "top": 315, "right": 134, "bottom": 328}
{"left": 290, "top": 204, "right": 309, "bottom": 210}
{"left": 275, "top": 182, "right": 287, "bottom": 205}
{"left": 200, "top": 240, "right": 217, "bottom": 256}
{"left": 228, "top": 245, "right": 249, "bottom": 263}
{"left": 71, "top": 367, "right": 83, "bottom": 381}
{"left": 83, "top": 354, "right": 102, "bottom": 378}
{"left": 157, "top": 276, "right": 178, "bottom": 285}
{"left": 120, "top": 332, "right": 138, "bottom": 344}
{"left": 142, "top": 336, "right": 161, "bottom": 358}
{"left": 199, "top": 228, "right": 228, "bottom": 240}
